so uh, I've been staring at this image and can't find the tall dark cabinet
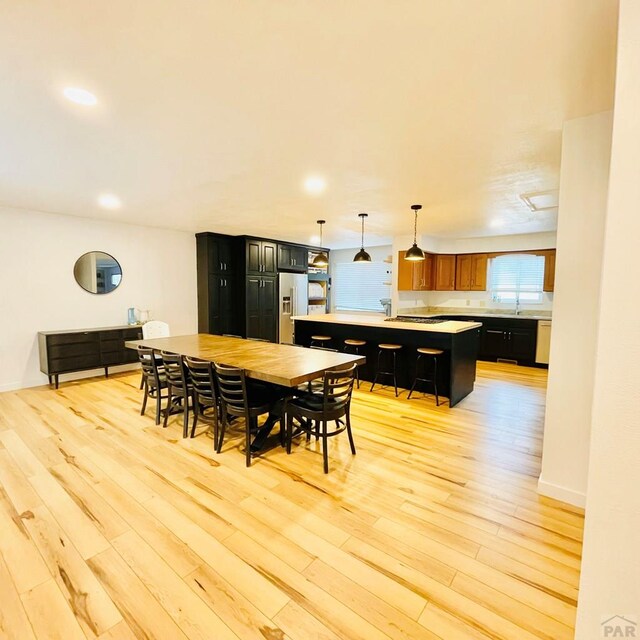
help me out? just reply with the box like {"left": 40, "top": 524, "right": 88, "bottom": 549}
{"left": 196, "top": 233, "right": 241, "bottom": 336}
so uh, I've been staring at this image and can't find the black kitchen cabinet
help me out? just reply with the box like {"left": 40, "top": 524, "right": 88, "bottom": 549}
{"left": 246, "top": 239, "right": 277, "bottom": 276}
{"left": 205, "top": 274, "right": 239, "bottom": 336}
{"left": 246, "top": 276, "right": 277, "bottom": 342}
{"left": 277, "top": 243, "right": 307, "bottom": 272}
{"left": 196, "top": 233, "right": 241, "bottom": 335}
{"left": 196, "top": 232, "right": 236, "bottom": 274}
{"left": 478, "top": 319, "right": 537, "bottom": 363}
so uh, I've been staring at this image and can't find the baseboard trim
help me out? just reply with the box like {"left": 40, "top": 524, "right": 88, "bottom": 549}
{"left": 0, "top": 364, "right": 140, "bottom": 394}
{"left": 538, "top": 476, "right": 586, "bottom": 508}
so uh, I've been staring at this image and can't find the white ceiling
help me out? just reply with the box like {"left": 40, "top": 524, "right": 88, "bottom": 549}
{"left": 0, "top": 1, "right": 618, "bottom": 249}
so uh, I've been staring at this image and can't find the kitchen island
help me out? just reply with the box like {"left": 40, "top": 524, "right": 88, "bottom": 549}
{"left": 293, "top": 314, "right": 481, "bottom": 407}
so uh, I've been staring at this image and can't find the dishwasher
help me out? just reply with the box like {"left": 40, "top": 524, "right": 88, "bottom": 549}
{"left": 535, "top": 320, "right": 552, "bottom": 364}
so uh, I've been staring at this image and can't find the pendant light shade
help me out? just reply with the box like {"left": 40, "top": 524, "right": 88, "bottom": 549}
{"left": 353, "top": 213, "right": 372, "bottom": 262}
{"left": 311, "top": 220, "right": 329, "bottom": 267}
{"left": 404, "top": 204, "right": 425, "bottom": 261}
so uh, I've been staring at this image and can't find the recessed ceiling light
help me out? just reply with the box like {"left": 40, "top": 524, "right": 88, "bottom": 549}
{"left": 63, "top": 87, "right": 98, "bottom": 106}
{"left": 303, "top": 176, "right": 326, "bottom": 195}
{"left": 97, "top": 193, "right": 122, "bottom": 209}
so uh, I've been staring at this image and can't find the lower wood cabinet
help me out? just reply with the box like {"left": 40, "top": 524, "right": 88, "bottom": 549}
{"left": 38, "top": 326, "right": 142, "bottom": 388}
{"left": 477, "top": 318, "right": 537, "bottom": 363}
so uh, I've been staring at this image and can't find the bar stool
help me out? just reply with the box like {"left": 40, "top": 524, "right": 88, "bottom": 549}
{"left": 370, "top": 344, "right": 402, "bottom": 397}
{"left": 344, "top": 339, "right": 366, "bottom": 388}
{"left": 408, "top": 347, "right": 443, "bottom": 405}
{"left": 310, "top": 335, "right": 332, "bottom": 348}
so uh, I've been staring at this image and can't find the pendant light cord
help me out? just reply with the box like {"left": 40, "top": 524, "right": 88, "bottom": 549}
{"left": 413, "top": 209, "right": 418, "bottom": 244}
{"left": 361, "top": 216, "right": 365, "bottom": 249}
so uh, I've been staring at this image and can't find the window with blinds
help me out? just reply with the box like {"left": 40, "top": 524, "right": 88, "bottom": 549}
{"left": 333, "top": 261, "right": 391, "bottom": 312}
{"left": 489, "top": 253, "right": 545, "bottom": 303}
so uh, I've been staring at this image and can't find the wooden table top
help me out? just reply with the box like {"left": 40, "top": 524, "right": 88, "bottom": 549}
{"left": 125, "top": 334, "right": 365, "bottom": 387}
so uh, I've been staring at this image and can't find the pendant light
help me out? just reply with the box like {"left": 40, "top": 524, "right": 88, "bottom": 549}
{"left": 311, "top": 220, "right": 329, "bottom": 267}
{"left": 404, "top": 204, "right": 425, "bottom": 261}
{"left": 353, "top": 213, "right": 372, "bottom": 262}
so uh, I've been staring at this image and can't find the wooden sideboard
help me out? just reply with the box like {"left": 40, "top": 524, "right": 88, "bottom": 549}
{"left": 38, "top": 325, "right": 142, "bottom": 388}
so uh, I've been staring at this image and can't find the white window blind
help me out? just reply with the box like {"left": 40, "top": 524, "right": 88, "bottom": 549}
{"left": 489, "top": 254, "right": 545, "bottom": 303}
{"left": 334, "top": 261, "right": 390, "bottom": 312}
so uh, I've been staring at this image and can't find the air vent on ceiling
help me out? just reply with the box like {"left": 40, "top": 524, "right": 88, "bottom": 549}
{"left": 520, "top": 190, "right": 559, "bottom": 213}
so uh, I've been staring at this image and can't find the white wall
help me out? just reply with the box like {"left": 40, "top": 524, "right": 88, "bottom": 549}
{"left": 538, "top": 111, "right": 613, "bottom": 507}
{"left": 0, "top": 207, "right": 197, "bottom": 391}
{"left": 575, "top": 1, "right": 640, "bottom": 633}
{"left": 391, "top": 231, "right": 557, "bottom": 313}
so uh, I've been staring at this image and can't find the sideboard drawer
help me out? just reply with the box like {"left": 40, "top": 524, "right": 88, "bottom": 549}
{"left": 48, "top": 332, "right": 99, "bottom": 346}
{"left": 49, "top": 354, "right": 102, "bottom": 373}
{"left": 48, "top": 342, "right": 100, "bottom": 360}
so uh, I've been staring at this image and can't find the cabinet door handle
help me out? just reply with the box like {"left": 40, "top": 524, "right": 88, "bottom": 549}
{"left": 220, "top": 261, "right": 223, "bottom": 271}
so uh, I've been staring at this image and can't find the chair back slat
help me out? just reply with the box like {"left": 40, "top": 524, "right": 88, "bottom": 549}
{"left": 323, "top": 363, "right": 357, "bottom": 411}
{"left": 214, "top": 364, "right": 249, "bottom": 417}
{"left": 184, "top": 357, "right": 216, "bottom": 401}
{"left": 137, "top": 346, "right": 163, "bottom": 387}
{"left": 161, "top": 351, "right": 189, "bottom": 390}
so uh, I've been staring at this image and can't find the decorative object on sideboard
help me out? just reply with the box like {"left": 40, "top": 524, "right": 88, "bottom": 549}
{"left": 73, "top": 251, "right": 122, "bottom": 294}
{"left": 404, "top": 204, "right": 425, "bottom": 261}
{"left": 353, "top": 213, "right": 372, "bottom": 262}
{"left": 311, "top": 220, "right": 329, "bottom": 268}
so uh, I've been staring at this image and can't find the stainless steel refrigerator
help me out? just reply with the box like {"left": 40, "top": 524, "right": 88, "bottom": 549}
{"left": 278, "top": 272, "right": 308, "bottom": 344}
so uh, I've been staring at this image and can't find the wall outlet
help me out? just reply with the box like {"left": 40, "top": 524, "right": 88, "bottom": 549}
{"left": 479, "top": 300, "right": 486, "bottom": 307}
{"left": 466, "top": 299, "right": 470, "bottom": 306}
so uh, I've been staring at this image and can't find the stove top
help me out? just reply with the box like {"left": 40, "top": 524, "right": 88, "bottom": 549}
{"left": 385, "top": 316, "right": 447, "bottom": 324}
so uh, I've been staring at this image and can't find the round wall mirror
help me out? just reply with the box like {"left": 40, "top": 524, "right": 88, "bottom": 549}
{"left": 73, "top": 251, "right": 122, "bottom": 294}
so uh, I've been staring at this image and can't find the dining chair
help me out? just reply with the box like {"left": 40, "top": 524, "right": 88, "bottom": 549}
{"left": 286, "top": 362, "right": 358, "bottom": 473}
{"left": 214, "top": 364, "right": 274, "bottom": 467}
{"left": 142, "top": 320, "right": 171, "bottom": 339}
{"left": 139, "top": 320, "right": 171, "bottom": 389}
{"left": 137, "top": 346, "right": 168, "bottom": 425}
{"left": 184, "top": 357, "right": 219, "bottom": 443}
{"left": 161, "top": 351, "right": 193, "bottom": 438}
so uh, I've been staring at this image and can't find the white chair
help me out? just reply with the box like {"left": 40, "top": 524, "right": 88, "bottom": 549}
{"left": 142, "top": 321, "right": 170, "bottom": 339}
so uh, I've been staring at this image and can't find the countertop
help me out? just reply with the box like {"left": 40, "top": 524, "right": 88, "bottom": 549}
{"left": 399, "top": 312, "right": 552, "bottom": 321}
{"left": 292, "top": 313, "right": 482, "bottom": 334}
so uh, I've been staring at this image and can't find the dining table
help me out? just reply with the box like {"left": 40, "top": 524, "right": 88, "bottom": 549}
{"left": 124, "top": 333, "right": 366, "bottom": 387}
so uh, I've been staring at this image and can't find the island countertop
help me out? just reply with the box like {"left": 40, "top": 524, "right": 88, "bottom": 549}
{"left": 292, "top": 313, "right": 482, "bottom": 334}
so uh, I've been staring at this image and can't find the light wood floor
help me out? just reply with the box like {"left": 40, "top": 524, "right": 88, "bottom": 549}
{"left": 0, "top": 362, "right": 583, "bottom": 640}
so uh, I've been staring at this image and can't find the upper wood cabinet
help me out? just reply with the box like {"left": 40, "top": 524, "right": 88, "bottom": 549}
{"left": 246, "top": 239, "right": 277, "bottom": 276}
{"left": 542, "top": 249, "right": 556, "bottom": 292}
{"left": 456, "top": 253, "right": 488, "bottom": 291}
{"left": 397, "top": 251, "right": 434, "bottom": 291}
{"left": 434, "top": 255, "right": 457, "bottom": 290}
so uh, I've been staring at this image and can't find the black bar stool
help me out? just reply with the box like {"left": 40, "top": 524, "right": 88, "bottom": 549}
{"left": 310, "top": 335, "right": 332, "bottom": 348}
{"left": 408, "top": 347, "right": 443, "bottom": 405}
{"left": 370, "top": 343, "right": 402, "bottom": 397}
{"left": 344, "top": 339, "right": 366, "bottom": 388}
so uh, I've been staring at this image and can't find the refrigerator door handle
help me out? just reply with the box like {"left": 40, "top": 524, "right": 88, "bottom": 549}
{"left": 292, "top": 287, "right": 297, "bottom": 316}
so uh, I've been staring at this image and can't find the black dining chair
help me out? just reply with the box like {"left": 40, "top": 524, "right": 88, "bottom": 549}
{"left": 137, "top": 346, "right": 168, "bottom": 425}
{"left": 286, "top": 363, "right": 358, "bottom": 473}
{"left": 161, "top": 351, "right": 193, "bottom": 438}
{"left": 214, "top": 364, "right": 279, "bottom": 466}
{"left": 184, "top": 357, "right": 219, "bottom": 443}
